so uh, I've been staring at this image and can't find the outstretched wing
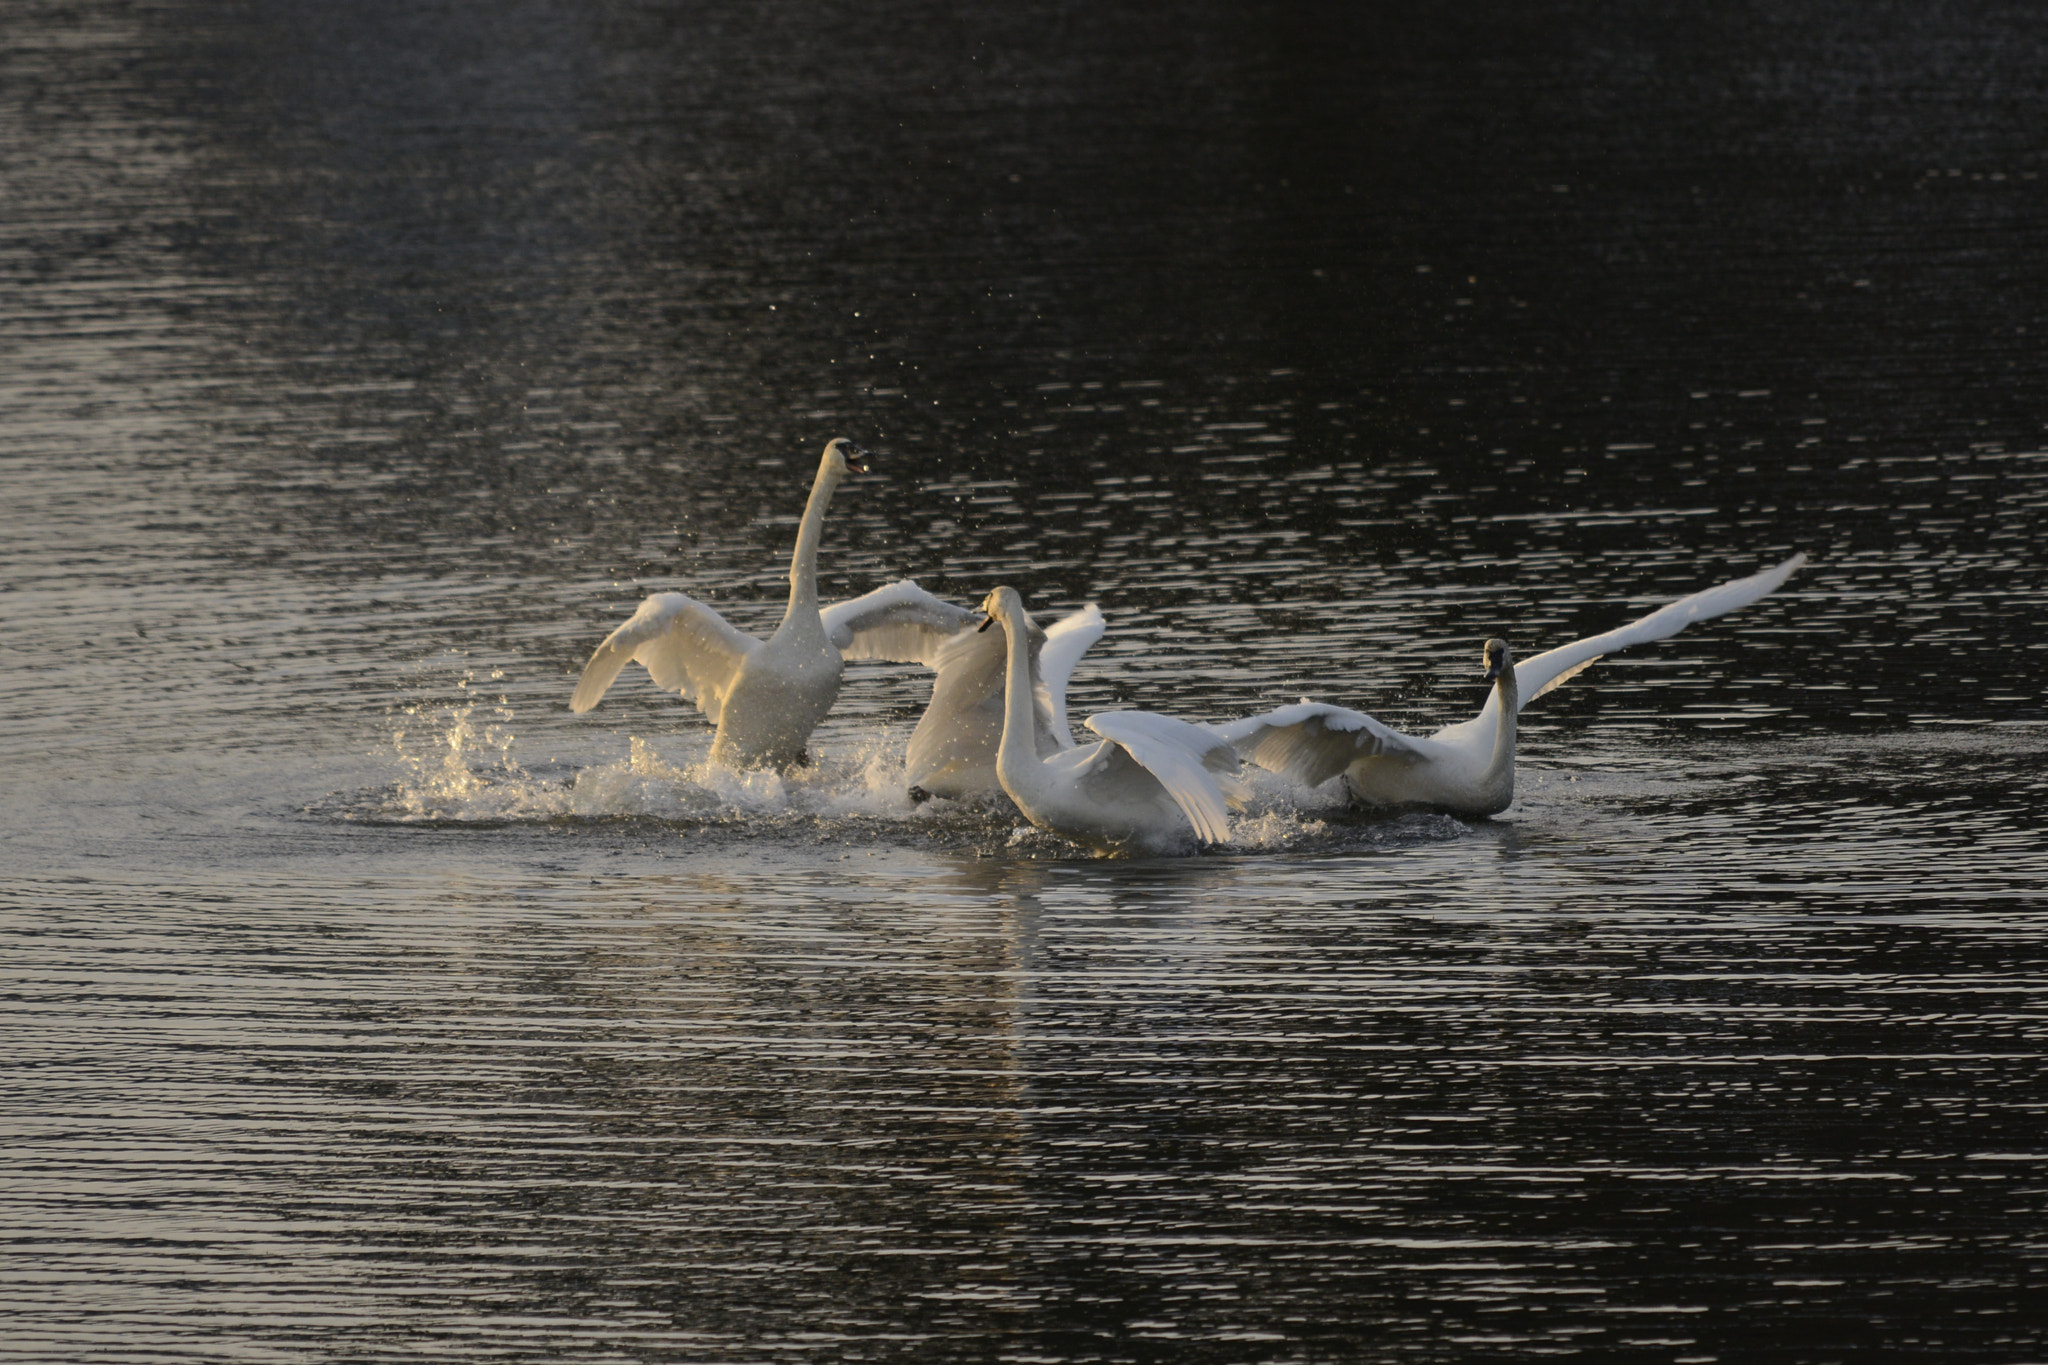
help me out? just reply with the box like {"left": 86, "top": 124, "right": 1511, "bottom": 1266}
{"left": 1511, "top": 552, "right": 1807, "bottom": 712}
{"left": 570, "top": 592, "right": 758, "bottom": 721}
{"left": 822, "top": 579, "right": 979, "bottom": 666}
{"left": 1215, "top": 701, "right": 1432, "bottom": 790}
{"left": 1034, "top": 604, "right": 1105, "bottom": 748}
{"left": 1084, "top": 711, "right": 1239, "bottom": 845}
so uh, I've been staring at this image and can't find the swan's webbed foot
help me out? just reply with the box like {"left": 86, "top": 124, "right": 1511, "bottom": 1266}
{"left": 907, "top": 785, "right": 932, "bottom": 805}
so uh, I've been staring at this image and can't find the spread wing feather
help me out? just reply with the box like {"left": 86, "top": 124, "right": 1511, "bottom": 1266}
{"left": 822, "top": 579, "right": 979, "bottom": 666}
{"left": 570, "top": 592, "right": 758, "bottom": 721}
{"left": 1510, "top": 552, "right": 1807, "bottom": 712}
{"left": 1216, "top": 701, "right": 1429, "bottom": 789}
{"left": 1084, "top": 711, "right": 1238, "bottom": 845}
{"left": 1034, "top": 604, "right": 1105, "bottom": 747}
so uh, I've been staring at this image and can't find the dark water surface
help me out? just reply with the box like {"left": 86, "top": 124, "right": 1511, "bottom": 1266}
{"left": 4, "top": 1, "right": 2046, "bottom": 1360}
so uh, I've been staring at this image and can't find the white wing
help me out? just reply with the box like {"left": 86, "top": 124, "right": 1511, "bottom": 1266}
{"left": 822, "top": 579, "right": 979, "bottom": 666}
{"left": 1216, "top": 700, "right": 1434, "bottom": 789}
{"left": 906, "top": 604, "right": 1103, "bottom": 795}
{"left": 570, "top": 592, "right": 759, "bottom": 721}
{"left": 1508, "top": 552, "right": 1807, "bottom": 713}
{"left": 1034, "top": 604, "right": 1105, "bottom": 747}
{"left": 1084, "top": 711, "right": 1239, "bottom": 845}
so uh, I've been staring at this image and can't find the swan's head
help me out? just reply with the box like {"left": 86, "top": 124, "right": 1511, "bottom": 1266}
{"left": 823, "top": 438, "right": 870, "bottom": 476}
{"left": 975, "top": 585, "right": 1025, "bottom": 633}
{"left": 1481, "top": 638, "right": 1512, "bottom": 682}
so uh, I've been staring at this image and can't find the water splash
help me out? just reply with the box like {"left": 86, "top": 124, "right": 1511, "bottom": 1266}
{"left": 1228, "top": 806, "right": 1332, "bottom": 851}
{"left": 368, "top": 681, "right": 1480, "bottom": 856}
{"left": 386, "top": 669, "right": 551, "bottom": 821}
{"left": 561, "top": 735, "right": 720, "bottom": 820}
{"left": 374, "top": 680, "right": 960, "bottom": 834}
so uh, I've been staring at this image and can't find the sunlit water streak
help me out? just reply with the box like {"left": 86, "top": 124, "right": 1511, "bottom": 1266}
{"left": 9, "top": 804, "right": 2047, "bottom": 1361}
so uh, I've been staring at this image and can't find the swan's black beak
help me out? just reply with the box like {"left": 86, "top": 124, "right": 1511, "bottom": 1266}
{"left": 841, "top": 443, "right": 870, "bottom": 474}
{"left": 1483, "top": 658, "right": 1503, "bottom": 682}
{"left": 975, "top": 613, "right": 994, "bottom": 633}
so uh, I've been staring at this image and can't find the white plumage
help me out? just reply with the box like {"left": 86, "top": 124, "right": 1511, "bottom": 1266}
{"left": 1220, "top": 553, "right": 1806, "bottom": 817}
{"left": 905, "top": 601, "right": 1106, "bottom": 801}
{"left": 978, "top": 586, "right": 1242, "bottom": 854}
{"left": 569, "top": 439, "right": 977, "bottom": 770}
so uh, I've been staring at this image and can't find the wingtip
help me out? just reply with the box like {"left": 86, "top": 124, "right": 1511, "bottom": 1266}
{"left": 1761, "top": 550, "right": 1807, "bottom": 590}
{"left": 1047, "top": 601, "right": 1107, "bottom": 639}
{"left": 569, "top": 654, "right": 619, "bottom": 713}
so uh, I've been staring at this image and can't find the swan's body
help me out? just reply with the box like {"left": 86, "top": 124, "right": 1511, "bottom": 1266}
{"left": 980, "top": 587, "right": 1241, "bottom": 854}
{"left": 570, "top": 439, "right": 976, "bottom": 770}
{"left": 1219, "top": 553, "right": 1806, "bottom": 817}
{"left": 905, "top": 601, "right": 1106, "bottom": 801}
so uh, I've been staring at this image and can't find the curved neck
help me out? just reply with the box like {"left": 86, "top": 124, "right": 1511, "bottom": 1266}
{"left": 1482, "top": 667, "right": 1519, "bottom": 786}
{"left": 995, "top": 612, "right": 1039, "bottom": 774}
{"left": 784, "top": 457, "right": 842, "bottom": 620}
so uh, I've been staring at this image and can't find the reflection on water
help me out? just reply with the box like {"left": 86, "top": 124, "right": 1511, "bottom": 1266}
{"left": 10, "top": 781, "right": 2048, "bottom": 1359}
{"left": 4, "top": 0, "right": 2047, "bottom": 1360}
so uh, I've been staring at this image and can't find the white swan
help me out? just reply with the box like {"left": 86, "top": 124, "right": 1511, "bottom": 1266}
{"left": 905, "top": 601, "right": 1106, "bottom": 802}
{"left": 1218, "top": 553, "right": 1806, "bottom": 817}
{"left": 570, "top": 438, "right": 977, "bottom": 770}
{"left": 979, "top": 586, "right": 1243, "bottom": 854}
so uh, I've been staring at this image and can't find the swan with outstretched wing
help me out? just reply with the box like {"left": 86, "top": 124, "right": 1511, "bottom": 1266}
{"left": 978, "top": 586, "right": 1242, "bottom": 854}
{"left": 569, "top": 439, "right": 977, "bottom": 770}
{"left": 1219, "top": 553, "right": 1806, "bottom": 816}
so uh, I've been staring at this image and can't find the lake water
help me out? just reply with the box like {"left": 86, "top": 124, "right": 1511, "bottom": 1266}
{"left": 4, "top": 1, "right": 2046, "bottom": 1360}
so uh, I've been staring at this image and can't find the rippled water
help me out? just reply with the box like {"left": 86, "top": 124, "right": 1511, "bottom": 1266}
{"left": 5, "top": 1, "right": 2047, "bottom": 1360}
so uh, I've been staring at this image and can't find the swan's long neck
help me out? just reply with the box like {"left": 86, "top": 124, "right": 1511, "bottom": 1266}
{"left": 1481, "top": 664, "right": 1519, "bottom": 791}
{"left": 784, "top": 457, "right": 842, "bottom": 623}
{"left": 994, "top": 609, "right": 1040, "bottom": 779}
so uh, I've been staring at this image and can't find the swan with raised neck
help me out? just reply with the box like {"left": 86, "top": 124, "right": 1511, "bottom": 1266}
{"left": 780, "top": 437, "right": 863, "bottom": 622}
{"left": 570, "top": 438, "right": 987, "bottom": 772}
{"left": 699, "top": 439, "right": 865, "bottom": 767}
{"left": 977, "top": 586, "right": 1239, "bottom": 854}
{"left": 903, "top": 599, "right": 1105, "bottom": 804}
{"left": 1309, "top": 636, "right": 1519, "bottom": 815}
{"left": 985, "top": 588, "right": 1050, "bottom": 806}
{"left": 1471, "top": 637, "right": 1519, "bottom": 814}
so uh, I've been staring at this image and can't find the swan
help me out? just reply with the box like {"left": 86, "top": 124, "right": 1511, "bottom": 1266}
{"left": 978, "top": 586, "right": 1243, "bottom": 854}
{"left": 570, "top": 438, "right": 978, "bottom": 770}
{"left": 1217, "top": 553, "right": 1806, "bottom": 817}
{"left": 905, "top": 600, "right": 1106, "bottom": 803}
